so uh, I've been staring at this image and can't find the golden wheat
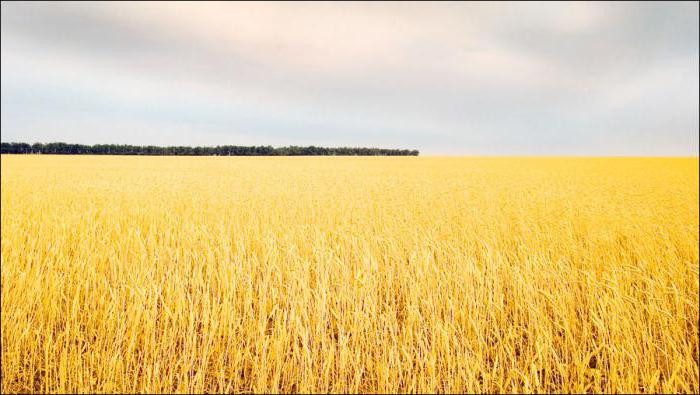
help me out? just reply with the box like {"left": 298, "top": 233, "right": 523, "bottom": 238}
{"left": 1, "top": 155, "right": 698, "bottom": 393}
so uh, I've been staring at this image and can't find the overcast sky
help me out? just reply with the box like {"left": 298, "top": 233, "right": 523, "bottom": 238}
{"left": 1, "top": 1, "right": 698, "bottom": 155}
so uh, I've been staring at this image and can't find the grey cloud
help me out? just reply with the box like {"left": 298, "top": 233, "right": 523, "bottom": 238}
{"left": 1, "top": 1, "right": 698, "bottom": 155}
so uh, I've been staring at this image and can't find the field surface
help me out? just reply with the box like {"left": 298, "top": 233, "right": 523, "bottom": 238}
{"left": 1, "top": 155, "right": 698, "bottom": 393}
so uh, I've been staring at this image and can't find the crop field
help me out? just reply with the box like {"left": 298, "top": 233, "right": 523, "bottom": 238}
{"left": 1, "top": 155, "right": 698, "bottom": 393}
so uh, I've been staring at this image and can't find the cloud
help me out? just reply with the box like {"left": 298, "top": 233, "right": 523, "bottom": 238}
{"left": 1, "top": 1, "right": 698, "bottom": 155}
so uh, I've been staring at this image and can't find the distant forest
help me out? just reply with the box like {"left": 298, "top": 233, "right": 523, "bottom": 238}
{"left": 1, "top": 142, "right": 419, "bottom": 156}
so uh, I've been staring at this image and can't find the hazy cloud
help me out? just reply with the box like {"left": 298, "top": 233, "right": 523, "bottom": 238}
{"left": 2, "top": 1, "right": 698, "bottom": 154}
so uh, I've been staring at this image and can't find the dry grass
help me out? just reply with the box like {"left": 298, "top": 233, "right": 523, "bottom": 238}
{"left": 1, "top": 155, "right": 698, "bottom": 393}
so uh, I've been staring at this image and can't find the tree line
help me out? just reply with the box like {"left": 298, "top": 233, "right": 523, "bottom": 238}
{"left": 1, "top": 142, "right": 419, "bottom": 156}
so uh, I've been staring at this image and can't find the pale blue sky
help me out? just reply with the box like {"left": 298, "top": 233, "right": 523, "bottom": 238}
{"left": 1, "top": 1, "right": 698, "bottom": 155}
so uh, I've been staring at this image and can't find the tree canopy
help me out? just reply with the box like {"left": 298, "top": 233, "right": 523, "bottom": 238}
{"left": 1, "top": 142, "right": 419, "bottom": 156}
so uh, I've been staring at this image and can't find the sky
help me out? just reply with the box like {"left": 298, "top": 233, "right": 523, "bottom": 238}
{"left": 1, "top": 1, "right": 698, "bottom": 155}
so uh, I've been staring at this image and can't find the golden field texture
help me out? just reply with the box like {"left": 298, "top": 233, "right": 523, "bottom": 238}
{"left": 1, "top": 155, "right": 698, "bottom": 393}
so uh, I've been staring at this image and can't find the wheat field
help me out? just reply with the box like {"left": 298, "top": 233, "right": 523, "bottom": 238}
{"left": 1, "top": 155, "right": 698, "bottom": 393}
